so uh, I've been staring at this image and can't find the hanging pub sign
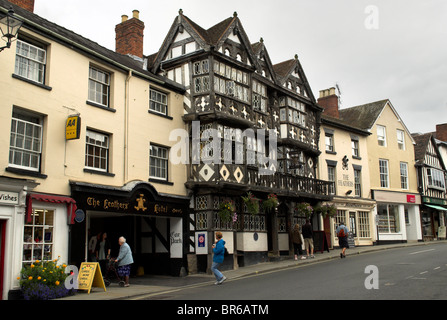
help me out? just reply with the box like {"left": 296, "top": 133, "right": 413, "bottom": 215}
{"left": 66, "top": 115, "right": 81, "bottom": 140}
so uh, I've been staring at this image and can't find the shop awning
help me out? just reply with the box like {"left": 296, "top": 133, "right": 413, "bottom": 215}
{"left": 26, "top": 193, "right": 77, "bottom": 225}
{"left": 424, "top": 204, "right": 447, "bottom": 211}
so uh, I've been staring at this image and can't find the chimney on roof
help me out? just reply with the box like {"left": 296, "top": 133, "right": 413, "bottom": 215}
{"left": 115, "top": 10, "right": 145, "bottom": 58}
{"left": 8, "top": 0, "right": 34, "bottom": 12}
{"left": 436, "top": 123, "right": 447, "bottom": 142}
{"left": 318, "top": 87, "right": 339, "bottom": 118}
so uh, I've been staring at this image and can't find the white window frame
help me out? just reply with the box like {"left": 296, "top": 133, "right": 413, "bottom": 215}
{"left": 427, "top": 168, "right": 446, "bottom": 190}
{"left": 325, "top": 133, "right": 334, "bottom": 152}
{"left": 150, "top": 144, "right": 169, "bottom": 181}
{"left": 351, "top": 139, "right": 360, "bottom": 157}
{"left": 85, "top": 130, "right": 109, "bottom": 172}
{"left": 377, "top": 125, "right": 387, "bottom": 146}
{"left": 400, "top": 162, "right": 408, "bottom": 189}
{"left": 397, "top": 129, "right": 405, "bottom": 150}
{"left": 23, "top": 207, "right": 55, "bottom": 263}
{"left": 379, "top": 159, "right": 389, "bottom": 188}
{"left": 327, "top": 165, "right": 336, "bottom": 195}
{"left": 9, "top": 111, "right": 43, "bottom": 172}
{"left": 354, "top": 169, "right": 362, "bottom": 197}
{"left": 149, "top": 89, "right": 168, "bottom": 115}
{"left": 88, "top": 66, "right": 110, "bottom": 107}
{"left": 14, "top": 39, "right": 47, "bottom": 84}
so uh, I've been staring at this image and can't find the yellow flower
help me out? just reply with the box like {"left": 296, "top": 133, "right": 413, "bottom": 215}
{"left": 30, "top": 264, "right": 35, "bottom": 268}
{"left": 43, "top": 279, "right": 46, "bottom": 282}
{"left": 62, "top": 264, "right": 67, "bottom": 268}
{"left": 55, "top": 281, "right": 60, "bottom": 286}
{"left": 35, "top": 260, "right": 40, "bottom": 264}
{"left": 28, "top": 276, "right": 33, "bottom": 280}
{"left": 56, "top": 266, "right": 59, "bottom": 269}
{"left": 17, "top": 277, "right": 20, "bottom": 280}
{"left": 37, "top": 276, "right": 41, "bottom": 280}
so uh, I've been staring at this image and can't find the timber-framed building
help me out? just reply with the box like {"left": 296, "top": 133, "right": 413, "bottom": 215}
{"left": 147, "top": 11, "right": 333, "bottom": 270}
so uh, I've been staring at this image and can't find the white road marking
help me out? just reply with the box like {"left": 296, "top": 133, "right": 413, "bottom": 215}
{"left": 409, "top": 249, "right": 435, "bottom": 255}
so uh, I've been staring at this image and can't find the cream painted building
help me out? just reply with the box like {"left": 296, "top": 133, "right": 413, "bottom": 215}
{"left": 0, "top": 0, "right": 188, "bottom": 299}
{"left": 317, "top": 88, "right": 376, "bottom": 247}
{"left": 338, "top": 99, "right": 422, "bottom": 244}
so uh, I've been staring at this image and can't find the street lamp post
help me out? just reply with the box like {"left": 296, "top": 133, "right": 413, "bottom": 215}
{"left": 0, "top": 7, "right": 23, "bottom": 52}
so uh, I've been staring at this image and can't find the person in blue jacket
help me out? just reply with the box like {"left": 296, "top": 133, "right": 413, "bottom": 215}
{"left": 211, "top": 231, "right": 227, "bottom": 285}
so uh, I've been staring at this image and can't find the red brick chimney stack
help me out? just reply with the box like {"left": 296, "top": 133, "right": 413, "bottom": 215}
{"left": 436, "top": 123, "right": 447, "bottom": 142}
{"left": 318, "top": 87, "right": 339, "bottom": 119}
{"left": 115, "top": 10, "right": 145, "bottom": 58}
{"left": 7, "top": 0, "right": 34, "bottom": 12}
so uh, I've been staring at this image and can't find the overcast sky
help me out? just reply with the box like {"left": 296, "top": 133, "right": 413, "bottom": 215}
{"left": 33, "top": 0, "right": 447, "bottom": 134}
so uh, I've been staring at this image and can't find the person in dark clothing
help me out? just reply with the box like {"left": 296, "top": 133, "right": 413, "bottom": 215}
{"left": 302, "top": 220, "right": 314, "bottom": 258}
{"left": 292, "top": 224, "right": 306, "bottom": 260}
{"left": 96, "top": 232, "right": 111, "bottom": 274}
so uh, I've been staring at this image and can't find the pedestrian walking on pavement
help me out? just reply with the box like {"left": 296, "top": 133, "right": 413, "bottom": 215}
{"left": 302, "top": 220, "right": 314, "bottom": 259}
{"left": 115, "top": 236, "right": 134, "bottom": 287}
{"left": 211, "top": 231, "right": 227, "bottom": 285}
{"left": 292, "top": 224, "right": 306, "bottom": 260}
{"left": 336, "top": 221, "right": 350, "bottom": 258}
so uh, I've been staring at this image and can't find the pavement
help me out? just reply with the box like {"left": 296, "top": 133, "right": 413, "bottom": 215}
{"left": 59, "top": 240, "right": 447, "bottom": 300}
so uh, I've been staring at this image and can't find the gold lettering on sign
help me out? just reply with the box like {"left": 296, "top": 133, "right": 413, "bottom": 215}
{"left": 134, "top": 194, "right": 147, "bottom": 211}
{"left": 154, "top": 204, "right": 168, "bottom": 214}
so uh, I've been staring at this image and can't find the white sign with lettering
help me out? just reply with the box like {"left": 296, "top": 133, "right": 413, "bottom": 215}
{"left": 0, "top": 191, "right": 19, "bottom": 205}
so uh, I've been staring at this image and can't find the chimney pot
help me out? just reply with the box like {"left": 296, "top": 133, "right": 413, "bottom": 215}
{"left": 115, "top": 10, "right": 145, "bottom": 58}
{"left": 132, "top": 10, "right": 139, "bottom": 19}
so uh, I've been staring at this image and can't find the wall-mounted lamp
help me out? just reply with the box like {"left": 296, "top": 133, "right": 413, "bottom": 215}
{"left": 0, "top": 7, "right": 23, "bottom": 52}
{"left": 345, "top": 190, "right": 352, "bottom": 196}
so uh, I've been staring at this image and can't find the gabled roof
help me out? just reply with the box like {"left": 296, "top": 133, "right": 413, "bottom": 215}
{"left": 149, "top": 11, "right": 260, "bottom": 73}
{"left": 250, "top": 39, "right": 279, "bottom": 86}
{"left": 338, "top": 99, "right": 388, "bottom": 130}
{"left": 412, "top": 132, "right": 432, "bottom": 163}
{"left": 339, "top": 99, "right": 415, "bottom": 145}
{"left": 412, "top": 132, "right": 446, "bottom": 170}
{"left": 272, "top": 56, "right": 316, "bottom": 103}
{"left": 0, "top": 0, "right": 184, "bottom": 92}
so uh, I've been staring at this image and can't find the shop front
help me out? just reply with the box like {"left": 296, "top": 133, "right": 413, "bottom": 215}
{"left": 420, "top": 196, "right": 447, "bottom": 241}
{"left": 328, "top": 197, "right": 376, "bottom": 248}
{"left": 372, "top": 190, "right": 422, "bottom": 244}
{"left": 69, "top": 181, "right": 189, "bottom": 277}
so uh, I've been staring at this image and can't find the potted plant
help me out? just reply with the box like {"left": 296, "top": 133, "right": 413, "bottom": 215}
{"left": 295, "top": 202, "right": 313, "bottom": 218}
{"left": 218, "top": 199, "right": 237, "bottom": 223}
{"left": 18, "top": 256, "right": 76, "bottom": 300}
{"left": 241, "top": 192, "right": 260, "bottom": 215}
{"left": 262, "top": 193, "right": 279, "bottom": 212}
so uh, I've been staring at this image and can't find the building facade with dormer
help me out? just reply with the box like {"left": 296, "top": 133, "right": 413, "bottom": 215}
{"left": 147, "top": 11, "right": 333, "bottom": 271}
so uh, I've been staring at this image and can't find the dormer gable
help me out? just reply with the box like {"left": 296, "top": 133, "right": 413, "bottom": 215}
{"left": 273, "top": 56, "right": 316, "bottom": 102}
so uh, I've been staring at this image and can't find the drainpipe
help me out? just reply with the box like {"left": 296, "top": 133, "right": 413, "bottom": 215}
{"left": 124, "top": 70, "right": 132, "bottom": 184}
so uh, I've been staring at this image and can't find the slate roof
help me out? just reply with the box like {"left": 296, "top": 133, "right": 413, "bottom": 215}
{"left": 338, "top": 99, "right": 389, "bottom": 130}
{"left": 412, "top": 132, "right": 432, "bottom": 163}
{"left": 0, "top": 0, "right": 184, "bottom": 92}
{"left": 321, "top": 114, "right": 371, "bottom": 136}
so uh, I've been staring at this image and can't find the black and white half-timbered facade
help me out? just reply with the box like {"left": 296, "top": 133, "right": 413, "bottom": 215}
{"left": 413, "top": 133, "right": 447, "bottom": 241}
{"left": 147, "top": 11, "right": 333, "bottom": 271}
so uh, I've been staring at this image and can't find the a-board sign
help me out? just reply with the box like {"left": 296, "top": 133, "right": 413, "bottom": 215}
{"left": 312, "top": 231, "right": 330, "bottom": 253}
{"left": 77, "top": 262, "right": 106, "bottom": 294}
